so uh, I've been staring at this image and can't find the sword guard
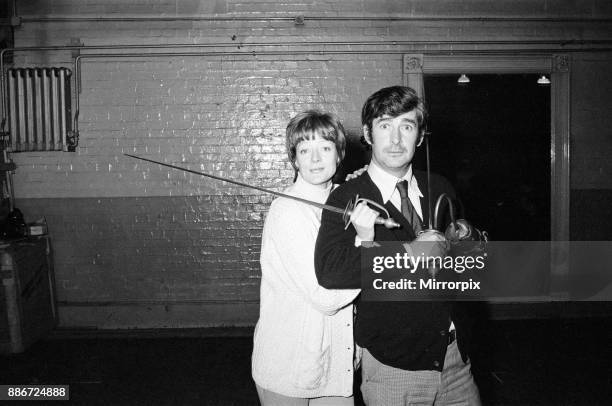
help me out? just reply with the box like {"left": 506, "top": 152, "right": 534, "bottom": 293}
{"left": 343, "top": 195, "right": 401, "bottom": 230}
{"left": 431, "top": 194, "right": 488, "bottom": 255}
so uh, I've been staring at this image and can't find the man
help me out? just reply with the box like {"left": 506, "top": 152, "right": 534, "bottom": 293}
{"left": 315, "top": 86, "right": 481, "bottom": 405}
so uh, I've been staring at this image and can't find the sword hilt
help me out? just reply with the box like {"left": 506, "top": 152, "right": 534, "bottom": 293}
{"left": 433, "top": 193, "right": 457, "bottom": 231}
{"left": 342, "top": 195, "right": 401, "bottom": 230}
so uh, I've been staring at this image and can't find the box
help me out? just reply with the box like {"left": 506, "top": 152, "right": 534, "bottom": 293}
{"left": 0, "top": 236, "right": 56, "bottom": 354}
{"left": 26, "top": 218, "right": 49, "bottom": 237}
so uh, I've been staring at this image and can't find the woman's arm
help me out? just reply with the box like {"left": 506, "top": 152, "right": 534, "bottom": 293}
{"left": 261, "top": 198, "right": 360, "bottom": 315}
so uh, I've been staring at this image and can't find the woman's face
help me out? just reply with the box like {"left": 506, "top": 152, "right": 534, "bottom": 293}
{"left": 294, "top": 135, "right": 339, "bottom": 187}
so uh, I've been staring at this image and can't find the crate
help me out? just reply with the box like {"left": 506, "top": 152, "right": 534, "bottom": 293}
{"left": 0, "top": 236, "right": 57, "bottom": 354}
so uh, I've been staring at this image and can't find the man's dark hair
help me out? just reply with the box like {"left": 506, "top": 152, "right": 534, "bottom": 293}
{"left": 361, "top": 86, "right": 427, "bottom": 137}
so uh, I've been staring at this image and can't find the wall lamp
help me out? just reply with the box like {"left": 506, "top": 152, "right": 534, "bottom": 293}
{"left": 537, "top": 75, "right": 551, "bottom": 85}
{"left": 457, "top": 74, "right": 470, "bottom": 84}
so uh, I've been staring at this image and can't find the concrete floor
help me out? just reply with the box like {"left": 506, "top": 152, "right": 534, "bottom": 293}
{"left": 2, "top": 318, "right": 611, "bottom": 405}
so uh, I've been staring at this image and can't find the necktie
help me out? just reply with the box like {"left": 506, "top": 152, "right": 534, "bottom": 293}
{"left": 396, "top": 180, "right": 422, "bottom": 235}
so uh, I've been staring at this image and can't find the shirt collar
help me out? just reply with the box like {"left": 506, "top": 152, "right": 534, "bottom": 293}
{"left": 367, "top": 161, "right": 423, "bottom": 203}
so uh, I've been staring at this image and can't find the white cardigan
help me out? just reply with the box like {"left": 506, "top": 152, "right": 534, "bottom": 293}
{"left": 252, "top": 175, "right": 360, "bottom": 398}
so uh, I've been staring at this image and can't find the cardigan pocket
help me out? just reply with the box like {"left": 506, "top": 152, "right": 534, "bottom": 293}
{"left": 291, "top": 311, "right": 331, "bottom": 390}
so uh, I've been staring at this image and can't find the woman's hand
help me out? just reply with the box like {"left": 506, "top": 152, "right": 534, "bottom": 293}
{"left": 345, "top": 165, "right": 369, "bottom": 181}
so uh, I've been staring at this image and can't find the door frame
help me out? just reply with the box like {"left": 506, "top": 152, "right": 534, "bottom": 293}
{"left": 404, "top": 54, "right": 570, "bottom": 300}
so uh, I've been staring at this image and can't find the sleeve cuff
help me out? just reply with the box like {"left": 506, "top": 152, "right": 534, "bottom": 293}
{"left": 355, "top": 236, "right": 380, "bottom": 248}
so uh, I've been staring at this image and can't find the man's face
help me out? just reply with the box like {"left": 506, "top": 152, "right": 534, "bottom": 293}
{"left": 365, "top": 109, "right": 422, "bottom": 177}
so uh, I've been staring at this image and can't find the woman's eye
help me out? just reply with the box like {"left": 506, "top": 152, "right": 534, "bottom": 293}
{"left": 298, "top": 148, "right": 308, "bottom": 155}
{"left": 323, "top": 146, "right": 332, "bottom": 152}
{"left": 379, "top": 123, "right": 390, "bottom": 129}
{"left": 402, "top": 125, "right": 414, "bottom": 132}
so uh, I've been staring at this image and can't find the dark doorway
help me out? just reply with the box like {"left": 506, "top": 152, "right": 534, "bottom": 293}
{"left": 420, "top": 74, "right": 551, "bottom": 241}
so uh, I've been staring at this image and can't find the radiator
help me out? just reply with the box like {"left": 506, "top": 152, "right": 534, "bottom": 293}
{"left": 6, "top": 68, "right": 72, "bottom": 152}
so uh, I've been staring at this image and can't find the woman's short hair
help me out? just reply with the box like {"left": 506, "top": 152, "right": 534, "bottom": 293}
{"left": 286, "top": 110, "right": 346, "bottom": 170}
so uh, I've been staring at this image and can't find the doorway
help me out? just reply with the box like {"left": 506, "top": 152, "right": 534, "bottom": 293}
{"left": 420, "top": 74, "right": 551, "bottom": 241}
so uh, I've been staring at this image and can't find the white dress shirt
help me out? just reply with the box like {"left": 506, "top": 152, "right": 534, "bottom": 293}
{"left": 366, "top": 160, "right": 424, "bottom": 219}
{"left": 354, "top": 161, "right": 423, "bottom": 247}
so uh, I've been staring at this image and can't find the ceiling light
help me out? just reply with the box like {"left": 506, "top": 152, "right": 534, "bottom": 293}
{"left": 457, "top": 74, "right": 470, "bottom": 84}
{"left": 537, "top": 75, "right": 551, "bottom": 85}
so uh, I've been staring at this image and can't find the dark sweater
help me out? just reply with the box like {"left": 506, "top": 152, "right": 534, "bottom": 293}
{"left": 314, "top": 170, "right": 474, "bottom": 372}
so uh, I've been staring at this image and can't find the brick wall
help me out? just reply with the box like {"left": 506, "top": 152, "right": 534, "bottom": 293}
{"left": 5, "top": 0, "right": 612, "bottom": 327}
{"left": 14, "top": 52, "right": 400, "bottom": 327}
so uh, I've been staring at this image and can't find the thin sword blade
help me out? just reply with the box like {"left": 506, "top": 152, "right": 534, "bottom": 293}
{"left": 425, "top": 136, "right": 433, "bottom": 230}
{"left": 123, "top": 153, "right": 345, "bottom": 215}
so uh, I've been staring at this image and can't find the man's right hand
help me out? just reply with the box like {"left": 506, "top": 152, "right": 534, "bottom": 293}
{"left": 350, "top": 201, "right": 378, "bottom": 242}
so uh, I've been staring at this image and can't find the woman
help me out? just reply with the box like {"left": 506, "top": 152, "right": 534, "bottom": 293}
{"left": 252, "top": 110, "right": 360, "bottom": 405}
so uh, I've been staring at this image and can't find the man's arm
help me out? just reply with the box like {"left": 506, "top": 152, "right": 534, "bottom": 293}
{"left": 315, "top": 187, "right": 363, "bottom": 289}
{"left": 315, "top": 179, "right": 451, "bottom": 288}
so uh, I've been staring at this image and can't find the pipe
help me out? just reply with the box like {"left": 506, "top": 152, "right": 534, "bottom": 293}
{"left": 73, "top": 44, "right": 612, "bottom": 97}
{"left": 4, "top": 40, "right": 612, "bottom": 141}
{"left": 5, "top": 38, "right": 611, "bottom": 54}
{"left": 72, "top": 44, "right": 612, "bottom": 96}
{"left": 21, "top": 15, "right": 612, "bottom": 23}
{"left": 71, "top": 45, "right": 612, "bottom": 139}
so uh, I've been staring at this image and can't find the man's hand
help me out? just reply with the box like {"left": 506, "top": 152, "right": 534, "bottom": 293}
{"left": 406, "top": 230, "right": 450, "bottom": 277}
{"left": 345, "top": 165, "right": 369, "bottom": 181}
{"left": 412, "top": 229, "right": 449, "bottom": 258}
{"left": 445, "top": 219, "right": 488, "bottom": 255}
{"left": 350, "top": 201, "right": 378, "bottom": 242}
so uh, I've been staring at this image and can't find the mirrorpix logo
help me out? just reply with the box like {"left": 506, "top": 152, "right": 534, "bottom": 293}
{"left": 369, "top": 250, "right": 486, "bottom": 292}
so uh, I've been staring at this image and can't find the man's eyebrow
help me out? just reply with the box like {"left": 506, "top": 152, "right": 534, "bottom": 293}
{"left": 373, "top": 116, "right": 391, "bottom": 122}
{"left": 373, "top": 116, "right": 417, "bottom": 124}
